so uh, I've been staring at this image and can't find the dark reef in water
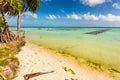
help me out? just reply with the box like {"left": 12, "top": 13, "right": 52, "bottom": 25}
{"left": 85, "top": 29, "right": 111, "bottom": 35}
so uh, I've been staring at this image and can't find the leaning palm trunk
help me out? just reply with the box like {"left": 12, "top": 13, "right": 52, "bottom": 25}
{"left": 0, "top": 11, "right": 15, "bottom": 43}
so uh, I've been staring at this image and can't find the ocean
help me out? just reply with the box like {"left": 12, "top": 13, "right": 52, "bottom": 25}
{"left": 14, "top": 27, "right": 120, "bottom": 73}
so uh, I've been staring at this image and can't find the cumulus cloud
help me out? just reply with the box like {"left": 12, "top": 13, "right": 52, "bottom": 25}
{"left": 83, "top": 12, "right": 99, "bottom": 20}
{"left": 24, "top": 12, "right": 38, "bottom": 19}
{"left": 98, "top": 14, "right": 120, "bottom": 21}
{"left": 66, "top": 12, "right": 120, "bottom": 21}
{"left": 66, "top": 14, "right": 82, "bottom": 20}
{"left": 46, "top": 15, "right": 57, "bottom": 20}
{"left": 80, "top": 0, "right": 111, "bottom": 6}
{"left": 112, "top": 3, "right": 120, "bottom": 9}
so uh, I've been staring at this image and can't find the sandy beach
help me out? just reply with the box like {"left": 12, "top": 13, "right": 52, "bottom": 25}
{"left": 13, "top": 42, "right": 115, "bottom": 80}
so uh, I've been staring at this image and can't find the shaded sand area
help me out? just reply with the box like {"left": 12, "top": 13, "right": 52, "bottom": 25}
{"left": 13, "top": 42, "right": 116, "bottom": 80}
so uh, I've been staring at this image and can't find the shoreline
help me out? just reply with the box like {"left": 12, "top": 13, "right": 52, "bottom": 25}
{"left": 26, "top": 41, "right": 120, "bottom": 78}
{"left": 13, "top": 42, "right": 117, "bottom": 80}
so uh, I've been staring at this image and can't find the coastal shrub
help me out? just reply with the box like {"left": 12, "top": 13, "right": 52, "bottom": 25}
{"left": 0, "top": 59, "right": 8, "bottom": 66}
{"left": 0, "top": 41, "right": 25, "bottom": 80}
{"left": 0, "top": 75, "right": 4, "bottom": 80}
{"left": 4, "top": 46, "right": 11, "bottom": 50}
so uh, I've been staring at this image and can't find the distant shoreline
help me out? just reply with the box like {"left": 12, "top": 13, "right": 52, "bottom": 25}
{"left": 10, "top": 26, "right": 120, "bottom": 28}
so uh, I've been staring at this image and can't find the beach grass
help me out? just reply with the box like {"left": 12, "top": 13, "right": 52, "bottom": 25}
{"left": 0, "top": 41, "right": 25, "bottom": 80}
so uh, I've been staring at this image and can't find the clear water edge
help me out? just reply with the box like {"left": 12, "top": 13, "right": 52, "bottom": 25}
{"left": 11, "top": 27, "right": 120, "bottom": 78}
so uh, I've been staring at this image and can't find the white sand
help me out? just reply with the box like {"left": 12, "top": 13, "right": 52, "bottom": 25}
{"left": 13, "top": 42, "right": 114, "bottom": 80}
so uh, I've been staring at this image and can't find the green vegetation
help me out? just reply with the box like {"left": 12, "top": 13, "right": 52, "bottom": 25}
{"left": 0, "top": 0, "right": 22, "bottom": 43}
{"left": 0, "top": 46, "right": 17, "bottom": 66}
{"left": 0, "top": 17, "right": 4, "bottom": 28}
{"left": 0, "top": 59, "right": 8, "bottom": 66}
{"left": 0, "top": 0, "right": 40, "bottom": 80}
{"left": 0, "top": 41, "right": 25, "bottom": 80}
{"left": 0, "top": 0, "right": 40, "bottom": 42}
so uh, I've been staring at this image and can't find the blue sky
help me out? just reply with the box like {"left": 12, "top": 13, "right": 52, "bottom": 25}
{"left": 7, "top": 0, "right": 120, "bottom": 27}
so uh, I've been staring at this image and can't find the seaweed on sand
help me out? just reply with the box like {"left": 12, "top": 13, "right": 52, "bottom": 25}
{"left": 71, "top": 78, "right": 78, "bottom": 80}
{"left": 63, "top": 67, "right": 76, "bottom": 75}
{"left": 87, "top": 60, "right": 103, "bottom": 71}
{"left": 110, "top": 68, "right": 120, "bottom": 73}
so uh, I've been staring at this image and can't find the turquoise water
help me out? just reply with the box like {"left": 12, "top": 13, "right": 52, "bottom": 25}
{"left": 18, "top": 27, "right": 120, "bottom": 72}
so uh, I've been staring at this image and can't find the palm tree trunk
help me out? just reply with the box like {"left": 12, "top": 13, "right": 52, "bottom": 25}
{"left": 17, "top": 10, "right": 22, "bottom": 38}
{"left": 0, "top": 11, "right": 11, "bottom": 42}
{"left": 0, "top": 11, "right": 16, "bottom": 43}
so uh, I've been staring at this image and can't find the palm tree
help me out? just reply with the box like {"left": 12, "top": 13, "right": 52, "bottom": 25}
{"left": 17, "top": 0, "right": 40, "bottom": 37}
{"left": 0, "top": 0, "right": 22, "bottom": 28}
{"left": 0, "top": 0, "right": 22, "bottom": 43}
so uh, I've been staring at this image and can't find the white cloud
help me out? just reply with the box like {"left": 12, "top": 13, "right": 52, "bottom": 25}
{"left": 112, "top": 3, "right": 120, "bottom": 9}
{"left": 80, "top": 0, "right": 111, "bottom": 6}
{"left": 41, "top": 0, "right": 51, "bottom": 2}
{"left": 24, "top": 12, "right": 38, "bottom": 19}
{"left": 66, "top": 14, "right": 82, "bottom": 20}
{"left": 46, "top": 15, "right": 57, "bottom": 20}
{"left": 66, "top": 12, "right": 120, "bottom": 21}
{"left": 83, "top": 12, "right": 99, "bottom": 20}
{"left": 98, "top": 14, "right": 120, "bottom": 21}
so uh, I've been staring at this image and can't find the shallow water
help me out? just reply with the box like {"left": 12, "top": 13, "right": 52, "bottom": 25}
{"left": 16, "top": 27, "right": 120, "bottom": 72}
